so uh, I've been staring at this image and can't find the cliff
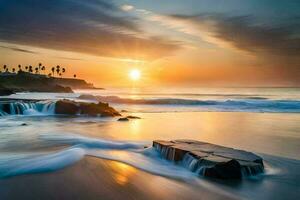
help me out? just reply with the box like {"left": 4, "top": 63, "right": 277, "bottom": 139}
{"left": 0, "top": 72, "right": 95, "bottom": 95}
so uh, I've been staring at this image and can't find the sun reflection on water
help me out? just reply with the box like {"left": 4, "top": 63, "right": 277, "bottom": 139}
{"left": 109, "top": 161, "right": 137, "bottom": 186}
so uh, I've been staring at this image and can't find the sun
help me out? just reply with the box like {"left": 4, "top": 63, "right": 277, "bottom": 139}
{"left": 129, "top": 69, "right": 141, "bottom": 81}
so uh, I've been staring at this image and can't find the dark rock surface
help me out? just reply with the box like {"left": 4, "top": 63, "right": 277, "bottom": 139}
{"left": 0, "top": 72, "right": 73, "bottom": 93}
{"left": 153, "top": 140, "right": 264, "bottom": 179}
{"left": 126, "top": 115, "right": 141, "bottom": 119}
{"left": 118, "top": 115, "right": 141, "bottom": 121}
{"left": 118, "top": 117, "right": 130, "bottom": 121}
{"left": 55, "top": 100, "right": 120, "bottom": 117}
{"left": 0, "top": 85, "right": 14, "bottom": 96}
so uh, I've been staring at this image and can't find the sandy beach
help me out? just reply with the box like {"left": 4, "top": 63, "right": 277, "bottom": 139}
{"left": 0, "top": 156, "right": 235, "bottom": 200}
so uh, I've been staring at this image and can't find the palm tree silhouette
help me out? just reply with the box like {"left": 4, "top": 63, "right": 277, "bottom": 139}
{"left": 29, "top": 66, "right": 33, "bottom": 73}
{"left": 61, "top": 68, "right": 66, "bottom": 78}
{"left": 18, "top": 65, "right": 22, "bottom": 72}
{"left": 12, "top": 68, "right": 16, "bottom": 73}
{"left": 41, "top": 66, "right": 45, "bottom": 75}
{"left": 51, "top": 67, "right": 55, "bottom": 76}
{"left": 25, "top": 66, "right": 28, "bottom": 72}
{"left": 3, "top": 65, "right": 7, "bottom": 72}
{"left": 38, "top": 63, "right": 42, "bottom": 74}
{"left": 56, "top": 65, "right": 60, "bottom": 77}
{"left": 73, "top": 74, "right": 77, "bottom": 78}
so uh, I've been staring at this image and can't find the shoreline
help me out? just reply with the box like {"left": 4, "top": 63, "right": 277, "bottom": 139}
{"left": 0, "top": 156, "right": 234, "bottom": 200}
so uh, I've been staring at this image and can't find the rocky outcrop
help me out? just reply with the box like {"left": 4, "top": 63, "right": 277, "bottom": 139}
{"left": 118, "top": 115, "right": 141, "bottom": 121}
{"left": 118, "top": 117, "right": 130, "bottom": 121}
{"left": 55, "top": 100, "right": 120, "bottom": 117}
{"left": 126, "top": 115, "right": 141, "bottom": 119}
{"left": 0, "top": 85, "right": 14, "bottom": 96}
{"left": 0, "top": 72, "right": 73, "bottom": 93}
{"left": 153, "top": 140, "right": 264, "bottom": 179}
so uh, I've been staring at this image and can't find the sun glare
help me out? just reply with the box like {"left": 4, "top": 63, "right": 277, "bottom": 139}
{"left": 129, "top": 69, "right": 141, "bottom": 81}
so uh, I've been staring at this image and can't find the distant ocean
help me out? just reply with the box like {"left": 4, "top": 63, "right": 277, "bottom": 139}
{"left": 0, "top": 87, "right": 300, "bottom": 200}
{"left": 76, "top": 87, "right": 300, "bottom": 113}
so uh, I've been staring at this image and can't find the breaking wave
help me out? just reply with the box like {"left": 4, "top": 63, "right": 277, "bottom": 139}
{"left": 78, "top": 95, "right": 300, "bottom": 113}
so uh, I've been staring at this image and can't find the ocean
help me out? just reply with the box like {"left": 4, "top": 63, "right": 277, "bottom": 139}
{"left": 0, "top": 87, "right": 299, "bottom": 200}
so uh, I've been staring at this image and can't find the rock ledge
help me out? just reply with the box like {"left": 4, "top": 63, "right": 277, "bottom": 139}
{"left": 153, "top": 140, "right": 264, "bottom": 179}
{"left": 55, "top": 100, "right": 121, "bottom": 117}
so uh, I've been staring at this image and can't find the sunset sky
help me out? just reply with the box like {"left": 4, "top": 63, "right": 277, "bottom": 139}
{"left": 0, "top": 0, "right": 300, "bottom": 87}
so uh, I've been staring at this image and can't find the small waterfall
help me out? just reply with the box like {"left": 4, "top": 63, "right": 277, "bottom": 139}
{"left": 182, "top": 153, "right": 199, "bottom": 172}
{"left": 241, "top": 164, "right": 264, "bottom": 177}
{"left": 0, "top": 100, "right": 56, "bottom": 116}
{"left": 9, "top": 103, "right": 16, "bottom": 115}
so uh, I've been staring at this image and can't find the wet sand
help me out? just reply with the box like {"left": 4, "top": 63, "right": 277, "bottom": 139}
{"left": 0, "top": 156, "right": 235, "bottom": 200}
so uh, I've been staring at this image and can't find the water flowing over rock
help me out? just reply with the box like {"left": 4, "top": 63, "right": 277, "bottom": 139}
{"left": 55, "top": 100, "right": 120, "bottom": 117}
{"left": 153, "top": 140, "right": 264, "bottom": 179}
{"left": 0, "top": 99, "right": 120, "bottom": 117}
{"left": 0, "top": 100, "right": 56, "bottom": 116}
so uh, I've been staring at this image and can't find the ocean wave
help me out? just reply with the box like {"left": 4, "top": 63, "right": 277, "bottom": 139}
{"left": 39, "top": 133, "right": 147, "bottom": 150}
{"left": 0, "top": 134, "right": 194, "bottom": 180}
{"left": 0, "top": 148, "right": 85, "bottom": 178}
{"left": 78, "top": 94, "right": 300, "bottom": 113}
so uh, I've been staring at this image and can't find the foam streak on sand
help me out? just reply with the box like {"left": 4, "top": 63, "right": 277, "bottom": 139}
{"left": 0, "top": 134, "right": 195, "bottom": 180}
{"left": 0, "top": 133, "right": 284, "bottom": 180}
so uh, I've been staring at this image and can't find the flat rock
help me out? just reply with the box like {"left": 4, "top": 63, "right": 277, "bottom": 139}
{"left": 118, "top": 117, "right": 130, "bottom": 121}
{"left": 126, "top": 115, "right": 141, "bottom": 119}
{"left": 153, "top": 140, "right": 264, "bottom": 179}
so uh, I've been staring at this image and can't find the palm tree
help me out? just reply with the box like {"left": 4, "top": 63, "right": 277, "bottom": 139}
{"left": 29, "top": 65, "right": 33, "bottom": 73}
{"left": 38, "top": 63, "right": 42, "bottom": 74}
{"left": 18, "top": 64, "right": 22, "bottom": 72}
{"left": 25, "top": 66, "right": 28, "bottom": 72}
{"left": 12, "top": 68, "right": 16, "bottom": 73}
{"left": 51, "top": 67, "right": 55, "bottom": 76}
{"left": 41, "top": 66, "right": 45, "bottom": 74}
{"left": 35, "top": 67, "right": 39, "bottom": 74}
{"left": 3, "top": 65, "right": 7, "bottom": 72}
{"left": 48, "top": 73, "right": 52, "bottom": 77}
{"left": 56, "top": 65, "right": 60, "bottom": 77}
{"left": 73, "top": 74, "right": 77, "bottom": 78}
{"left": 61, "top": 68, "right": 66, "bottom": 78}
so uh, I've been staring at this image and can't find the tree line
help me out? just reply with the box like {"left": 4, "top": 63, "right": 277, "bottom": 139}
{"left": 1, "top": 63, "right": 77, "bottom": 78}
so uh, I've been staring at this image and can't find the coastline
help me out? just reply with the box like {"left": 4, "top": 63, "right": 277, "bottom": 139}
{"left": 0, "top": 72, "right": 96, "bottom": 96}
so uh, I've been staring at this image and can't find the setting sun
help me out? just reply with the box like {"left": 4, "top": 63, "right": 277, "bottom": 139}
{"left": 129, "top": 69, "right": 141, "bottom": 81}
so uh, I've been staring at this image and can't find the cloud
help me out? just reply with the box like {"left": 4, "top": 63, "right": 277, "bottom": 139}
{"left": 0, "top": 45, "right": 38, "bottom": 54}
{"left": 121, "top": 4, "right": 134, "bottom": 12}
{"left": 153, "top": 13, "right": 300, "bottom": 57}
{"left": 0, "top": 0, "right": 180, "bottom": 60}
